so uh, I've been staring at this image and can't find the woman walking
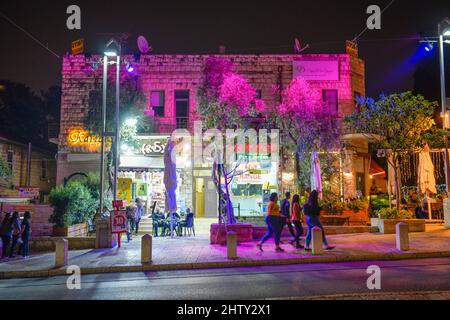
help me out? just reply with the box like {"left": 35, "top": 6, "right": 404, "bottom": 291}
{"left": 303, "top": 190, "right": 335, "bottom": 251}
{"left": 290, "top": 194, "right": 304, "bottom": 249}
{"left": 257, "top": 193, "right": 284, "bottom": 252}
{"left": 9, "top": 212, "right": 22, "bottom": 258}
{"left": 20, "top": 211, "right": 31, "bottom": 259}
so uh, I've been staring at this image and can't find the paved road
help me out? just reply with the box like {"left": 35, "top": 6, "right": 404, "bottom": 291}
{"left": 1, "top": 258, "right": 450, "bottom": 300}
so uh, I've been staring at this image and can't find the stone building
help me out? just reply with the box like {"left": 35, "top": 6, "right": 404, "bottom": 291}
{"left": 57, "top": 45, "right": 369, "bottom": 218}
{"left": 0, "top": 132, "right": 57, "bottom": 202}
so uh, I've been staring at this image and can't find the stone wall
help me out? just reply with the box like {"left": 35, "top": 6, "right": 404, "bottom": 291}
{"left": 0, "top": 204, "right": 54, "bottom": 237}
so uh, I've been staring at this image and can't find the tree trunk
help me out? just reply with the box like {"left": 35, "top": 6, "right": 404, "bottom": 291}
{"left": 393, "top": 156, "right": 401, "bottom": 212}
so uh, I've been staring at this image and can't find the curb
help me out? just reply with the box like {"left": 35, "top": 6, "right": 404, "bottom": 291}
{"left": 268, "top": 290, "right": 450, "bottom": 300}
{"left": 2, "top": 250, "right": 450, "bottom": 280}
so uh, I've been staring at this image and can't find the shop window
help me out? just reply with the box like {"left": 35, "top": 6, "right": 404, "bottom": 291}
{"left": 41, "top": 159, "right": 48, "bottom": 180}
{"left": 175, "top": 90, "right": 189, "bottom": 128}
{"left": 6, "top": 145, "right": 13, "bottom": 171}
{"left": 151, "top": 91, "right": 165, "bottom": 117}
{"left": 322, "top": 89, "right": 338, "bottom": 114}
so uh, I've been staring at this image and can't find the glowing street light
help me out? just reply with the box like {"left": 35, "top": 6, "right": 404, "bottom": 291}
{"left": 125, "top": 118, "right": 138, "bottom": 127}
{"left": 99, "top": 38, "right": 122, "bottom": 213}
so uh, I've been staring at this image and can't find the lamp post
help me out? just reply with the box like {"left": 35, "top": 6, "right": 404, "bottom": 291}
{"left": 99, "top": 39, "right": 121, "bottom": 214}
{"left": 439, "top": 18, "right": 450, "bottom": 196}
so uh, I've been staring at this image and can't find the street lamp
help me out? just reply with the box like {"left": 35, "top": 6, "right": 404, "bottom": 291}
{"left": 99, "top": 38, "right": 121, "bottom": 214}
{"left": 439, "top": 18, "right": 450, "bottom": 196}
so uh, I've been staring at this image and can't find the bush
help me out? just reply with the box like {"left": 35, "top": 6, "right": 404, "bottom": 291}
{"left": 346, "top": 199, "right": 368, "bottom": 213}
{"left": 48, "top": 181, "right": 97, "bottom": 227}
{"left": 320, "top": 200, "right": 345, "bottom": 215}
{"left": 376, "top": 208, "right": 414, "bottom": 220}
{"left": 370, "top": 196, "right": 390, "bottom": 211}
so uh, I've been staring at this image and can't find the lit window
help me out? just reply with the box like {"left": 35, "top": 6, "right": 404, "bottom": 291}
{"left": 151, "top": 91, "right": 165, "bottom": 117}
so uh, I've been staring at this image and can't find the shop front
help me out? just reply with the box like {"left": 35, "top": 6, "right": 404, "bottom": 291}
{"left": 118, "top": 135, "right": 193, "bottom": 215}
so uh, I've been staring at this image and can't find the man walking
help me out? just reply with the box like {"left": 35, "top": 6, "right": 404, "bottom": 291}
{"left": 280, "top": 192, "right": 296, "bottom": 243}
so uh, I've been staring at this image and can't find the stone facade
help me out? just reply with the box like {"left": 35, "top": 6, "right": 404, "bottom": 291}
{"left": 58, "top": 52, "right": 366, "bottom": 211}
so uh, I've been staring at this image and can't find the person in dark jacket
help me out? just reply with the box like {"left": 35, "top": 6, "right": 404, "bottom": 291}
{"left": 0, "top": 212, "right": 12, "bottom": 259}
{"left": 9, "top": 212, "right": 21, "bottom": 258}
{"left": 303, "top": 190, "right": 335, "bottom": 251}
{"left": 20, "top": 211, "right": 31, "bottom": 259}
{"left": 280, "top": 192, "right": 296, "bottom": 243}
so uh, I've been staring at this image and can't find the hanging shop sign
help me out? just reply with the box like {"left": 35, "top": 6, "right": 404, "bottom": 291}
{"left": 117, "top": 178, "right": 133, "bottom": 203}
{"left": 293, "top": 60, "right": 340, "bottom": 81}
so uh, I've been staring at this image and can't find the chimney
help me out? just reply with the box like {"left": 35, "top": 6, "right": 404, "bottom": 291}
{"left": 219, "top": 45, "right": 226, "bottom": 54}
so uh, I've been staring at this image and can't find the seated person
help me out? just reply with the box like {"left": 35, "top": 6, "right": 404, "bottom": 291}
{"left": 162, "top": 212, "right": 181, "bottom": 236}
{"left": 152, "top": 209, "right": 165, "bottom": 237}
{"left": 179, "top": 208, "right": 194, "bottom": 230}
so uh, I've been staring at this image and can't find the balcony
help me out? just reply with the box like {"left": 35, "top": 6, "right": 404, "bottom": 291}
{"left": 152, "top": 117, "right": 190, "bottom": 133}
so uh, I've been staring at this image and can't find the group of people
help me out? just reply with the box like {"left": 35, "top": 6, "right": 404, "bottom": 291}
{"left": 152, "top": 208, "right": 194, "bottom": 237}
{"left": 0, "top": 211, "right": 31, "bottom": 260}
{"left": 257, "top": 190, "right": 335, "bottom": 252}
{"left": 125, "top": 198, "right": 146, "bottom": 242}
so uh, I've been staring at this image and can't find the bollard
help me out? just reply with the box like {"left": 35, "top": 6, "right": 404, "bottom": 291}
{"left": 141, "top": 234, "right": 152, "bottom": 264}
{"left": 311, "top": 227, "right": 323, "bottom": 255}
{"left": 227, "top": 231, "right": 237, "bottom": 259}
{"left": 55, "top": 238, "right": 68, "bottom": 268}
{"left": 396, "top": 222, "right": 409, "bottom": 251}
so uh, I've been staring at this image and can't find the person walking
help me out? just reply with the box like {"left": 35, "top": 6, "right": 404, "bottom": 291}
{"left": 0, "top": 212, "right": 12, "bottom": 259}
{"left": 9, "top": 212, "right": 22, "bottom": 258}
{"left": 257, "top": 193, "right": 284, "bottom": 252}
{"left": 20, "top": 211, "right": 31, "bottom": 259}
{"left": 134, "top": 198, "right": 145, "bottom": 235}
{"left": 126, "top": 206, "right": 134, "bottom": 242}
{"left": 290, "top": 194, "right": 304, "bottom": 249}
{"left": 280, "top": 192, "right": 296, "bottom": 243}
{"left": 303, "top": 190, "right": 335, "bottom": 251}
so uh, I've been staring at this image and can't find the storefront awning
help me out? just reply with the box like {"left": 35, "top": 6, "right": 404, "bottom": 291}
{"left": 120, "top": 156, "right": 165, "bottom": 169}
{"left": 370, "top": 159, "right": 386, "bottom": 178}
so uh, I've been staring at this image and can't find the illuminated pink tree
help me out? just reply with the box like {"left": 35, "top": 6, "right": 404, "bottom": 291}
{"left": 197, "top": 57, "right": 260, "bottom": 224}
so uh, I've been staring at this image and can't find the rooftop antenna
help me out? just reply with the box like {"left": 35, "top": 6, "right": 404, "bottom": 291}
{"left": 137, "top": 35, "right": 152, "bottom": 54}
{"left": 294, "top": 38, "right": 309, "bottom": 54}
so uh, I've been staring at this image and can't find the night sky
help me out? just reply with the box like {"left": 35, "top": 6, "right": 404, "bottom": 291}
{"left": 0, "top": 0, "right": 449, "bottom": 98}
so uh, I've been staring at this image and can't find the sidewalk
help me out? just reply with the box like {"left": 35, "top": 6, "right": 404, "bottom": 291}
{"left": 1, "top": 225, "right": 449, "bottom": 279}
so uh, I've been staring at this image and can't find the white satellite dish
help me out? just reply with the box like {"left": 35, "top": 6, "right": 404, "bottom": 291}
{"left": 137, "top": 36, "right": 152, "bottom": 54}
{"left": 294, "top": 38, "right": 310, "bottom": 54}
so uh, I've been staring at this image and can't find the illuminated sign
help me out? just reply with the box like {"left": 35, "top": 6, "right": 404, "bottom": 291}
{"left": 67, "top": 129, "right": 104, "bottom": 152}
{"left": 293, "top": 60, "right": 340, "bottom": 81}
{"left": 141, "top": 140, "right": 166, "bottom": 156}
{"left": 71, "top": 39, "right": 84, "bottom": 55}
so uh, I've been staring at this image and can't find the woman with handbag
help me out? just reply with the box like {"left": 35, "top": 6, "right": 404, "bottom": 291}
{"left": 9, "top": 212, "right": 22, "bottom": 258}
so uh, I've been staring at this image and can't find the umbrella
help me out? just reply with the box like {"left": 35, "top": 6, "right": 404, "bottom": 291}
{"left": 311, "top": 151, "right": 323, "bottom": 200}
{"left": 164, "top": 139, "right": 178, "bottom": 237}
{"left": 418, "top": 144, "right": 437, "bottom": 219}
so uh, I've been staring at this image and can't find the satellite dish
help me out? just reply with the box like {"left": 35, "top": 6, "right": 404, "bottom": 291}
{"left": 294, "top": 38, "right": 310, "bottom": 54}
{"left": 137, "top": 36, "right": 152, "bottom": 54}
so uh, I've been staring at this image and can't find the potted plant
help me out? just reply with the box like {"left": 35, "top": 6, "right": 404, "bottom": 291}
{"left": 371, "top": 208, "right": 426, "bottom": 234}
{"left": 49, "top": 181, "right": 97, "bottom": 237}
